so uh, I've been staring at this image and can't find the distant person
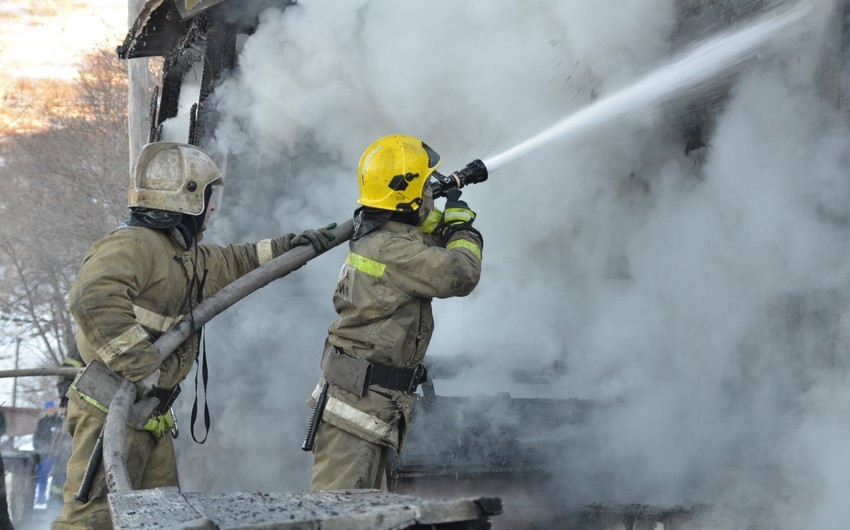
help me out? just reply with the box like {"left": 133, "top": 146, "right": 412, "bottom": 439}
{"left": 308, "top": 135, "right": 483, "bottom": 490}
{"left": 50, "top": 404, "right": 72, "bottom": 505}
{"left": 34, "top": 400, "right": 64, "bottom": 504}
{"left": 53, "top": 142, "right": 336, "bottom": 530}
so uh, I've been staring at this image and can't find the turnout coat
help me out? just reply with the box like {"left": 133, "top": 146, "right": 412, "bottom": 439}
{"left": 54, "top": 225, "right": 297, "bottom": 530}
{"left": 315, "top": 219, "right": 482, "bottom": 451}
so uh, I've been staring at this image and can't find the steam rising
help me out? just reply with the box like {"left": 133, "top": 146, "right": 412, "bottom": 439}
{"left": 174, "top": 1, "right": 850, "bottom": 528}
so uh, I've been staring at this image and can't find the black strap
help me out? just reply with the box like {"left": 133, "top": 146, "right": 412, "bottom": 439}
{"left": 368, "top": 362, "right": 427, "bottom": 393}
{"left": 186, "top": 260, "right": 211, "bottom": 445}
{"left": 191, "top": 330, "right": 211, "bottom": 444}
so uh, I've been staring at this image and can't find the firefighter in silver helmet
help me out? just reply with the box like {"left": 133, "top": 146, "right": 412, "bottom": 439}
{"left": 53, "top": 142, "right": 336, "bottom": 530}
{"left": 308, "top": 134, "right": 483, "bottom": 490}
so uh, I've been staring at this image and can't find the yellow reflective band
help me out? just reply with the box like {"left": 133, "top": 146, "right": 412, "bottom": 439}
{"left": 443, "top": 208, "right": 474, "bottom": 224}
{"left": 422, "top": 209, "right": 443, "bottom": 235}
{"left": 256, "top": 239, "right": 274, "bottom": 265}
{"left": 133, "top": 304, "right": 182, "bottom": 333}
{"left": 95, "top": 324, "right": 149, "bottom": 364}
{"left": 346, "top": 252, "right": 386, "bottom": 278}
{"left": 447, "top": 239, "right": 482, "bottom": 260}
{"left": 71, "top": 380, "right": 110, "bottom": 415}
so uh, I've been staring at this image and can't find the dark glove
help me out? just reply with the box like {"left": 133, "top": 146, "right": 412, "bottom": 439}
{"left": 437, "top": 190, "right": 476, "bottom": 240}
{"left": 293, "top": 223, "right": 337, "bottom": 251}
{"left": 443, "top": 189, "right": 476, "bottom": 224}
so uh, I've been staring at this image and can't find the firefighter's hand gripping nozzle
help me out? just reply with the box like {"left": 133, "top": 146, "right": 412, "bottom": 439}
{"left": 429, "top": 159, "right": 488, "bottom": 199}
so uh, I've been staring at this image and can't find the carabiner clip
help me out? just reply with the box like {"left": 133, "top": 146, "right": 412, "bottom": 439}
{"left": 170, "top": 407, "right": 179, "bottom": 439}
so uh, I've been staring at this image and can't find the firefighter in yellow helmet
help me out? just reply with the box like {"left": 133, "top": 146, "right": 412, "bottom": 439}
{"left": 308, "top": 134, "right": 483, "bottom": 490}
{"left": 53, "top": 142, "right": 335, "bottom": 530}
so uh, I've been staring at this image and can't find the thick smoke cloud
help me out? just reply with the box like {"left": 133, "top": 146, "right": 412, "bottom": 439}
{"left": 174, "top": 1, "right": 850, "bottom": 528}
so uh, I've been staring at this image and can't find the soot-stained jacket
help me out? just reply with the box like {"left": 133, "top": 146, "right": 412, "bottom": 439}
{"left": 70, "top": 225, "right": 296, "bottom": 389}
{"left": 316, "top": 220, "right": 482, "bottom": 450}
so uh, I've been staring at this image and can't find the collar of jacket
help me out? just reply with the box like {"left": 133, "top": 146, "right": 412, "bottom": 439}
{"left": 169, "top": 227, "right": 191, "bottom": 250}
{"left": 121, "top": 209, "right": 195, "bottom": 250}
{"left": 352, "top": 208, "right": 391, "bottom": 240}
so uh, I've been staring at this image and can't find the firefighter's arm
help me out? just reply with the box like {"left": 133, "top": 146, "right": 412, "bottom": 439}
{"left": 391, "top": 218, "right": 483, "bottom": 300}
{"left": 435, "top": 189, "right": 483, "bottom": 250}
{"left": 69, "top": 233, "right": 160, "bottom": 382}
{"left": 409, "top": 189, "right": 483, "bottom": 298}
{"left": 201, "top": 225, "right": 336, "bottom": 291}
{"left": 395, "top": 242, "right": 482, "bottom": 299}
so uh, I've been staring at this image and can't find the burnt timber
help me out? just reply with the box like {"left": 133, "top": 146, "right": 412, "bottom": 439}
{"left": 117, "top": 0, "right": 288, "bottom": 146}
{"left": 109, "top": 488, "right": 501, "bottom": 530}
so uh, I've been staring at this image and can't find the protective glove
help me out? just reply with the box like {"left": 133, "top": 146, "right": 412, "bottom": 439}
{"left": 293, "top": 223, "right": 337, "bottom": 251}
{"left": 437, "top": 189, "right": 477, "bottom": 241}
{"left": 135, "top": 368, "right": 161, "bottom": 398}
{"left": 442, "top": 189, "right": 476, "bottom": 225}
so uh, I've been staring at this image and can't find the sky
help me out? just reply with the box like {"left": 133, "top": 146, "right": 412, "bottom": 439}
{"left": 15, "top": 0, "right": 847, "bottom": 527}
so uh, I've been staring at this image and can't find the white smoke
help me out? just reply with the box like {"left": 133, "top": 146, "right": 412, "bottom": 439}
{"left": 173, "top": 1, "right": 850, "bottom": 528}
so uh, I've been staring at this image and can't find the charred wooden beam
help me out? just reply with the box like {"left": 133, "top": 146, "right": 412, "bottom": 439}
{"left": 109, "top": 488, "right": 501, "bottom": 529}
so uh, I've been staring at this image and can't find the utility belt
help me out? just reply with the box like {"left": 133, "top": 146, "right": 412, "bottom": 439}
{"left": 69, "top": 360, "right": 180, "bottom": 439}
{"left": 321, "top": 342, "right": 427, "bottom": 397}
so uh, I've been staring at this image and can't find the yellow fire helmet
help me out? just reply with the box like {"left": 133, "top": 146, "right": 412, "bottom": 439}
{"left": 128, "top": 142, "right": 224, "bottom": 215}
{"left": 357, "top": 134, "right": 442, "bottom": 212}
